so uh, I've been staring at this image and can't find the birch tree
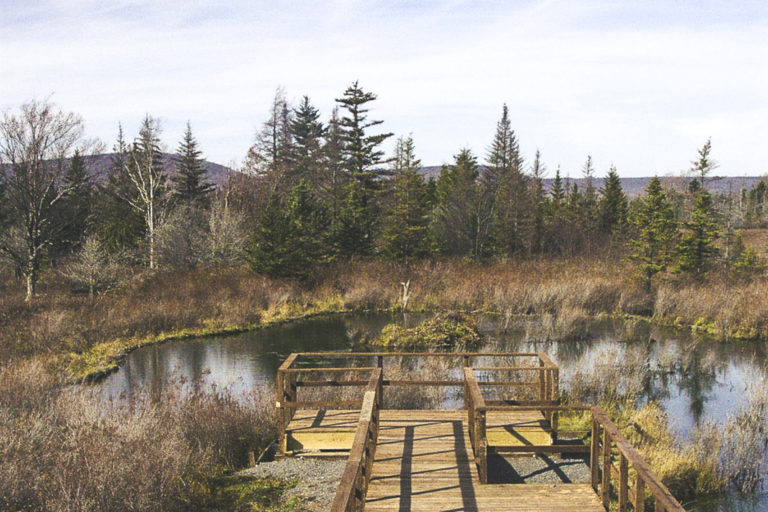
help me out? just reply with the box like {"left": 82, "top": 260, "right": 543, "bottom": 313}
{"left": 0, "top": 99, "right": 91, "bottom": 300}
{"left": 123, "top": 116, "right": 168, "bottom": 269}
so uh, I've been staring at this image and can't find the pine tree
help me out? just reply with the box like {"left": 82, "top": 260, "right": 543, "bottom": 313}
{"left": 335, "top": 81, "right": 393, "bottom": 182}
{"left": 598, "top": 165, "right": 628, "bottom": 237}
{"left": 677, "top": 190, "right": 719, "bottom": 276}
{"left": 434, "top": 149, "right": 491, "bottom": 259}
{"left": 380, "top": 136, "right": 431, "bottom": 262}
{"left": 288, "top": 95, "right": 325, "bottom": 191}
{"left": 245, "top": 181, "right": 328, "bottom": 279}
{"left": 628, "top": 177, "right": 678, "bottom": 289}
{"left": 484, "top": 104, "right": 530, "bottom": 256}
{"left": 319, "top": 107, "right": 348, "bottom": 234}
{"left": 332, "top": 82, "right": 393, "bottom": 255}
{"left": 530, "top": 149, "right": 546, "bottom": 254}
{"left": 690, "top": 138, "right": 717, "bottom": 188}
{"left": 56, "top": 150, "right": 93, "bottom": 257}
{"left": 172, "top": 122, "right": 214, "bottom": 204}
{"left": 579, "top": 155, "right": 599, "bottom": 251}
{"left": 245, "top": 88, "right": 293, "bottom": 190}
{"left": 97, "top": 124, "right": 146, "bottom": 254}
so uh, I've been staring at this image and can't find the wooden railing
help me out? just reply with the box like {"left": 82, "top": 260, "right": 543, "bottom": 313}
{"left": 463, "top": 395, "right": 686, "bottom": 511}
{"left": 591, "top": 407, "right": 686, "bottom": 512}
{"left": 277, "top": 351, "right": 559, "bottom": 458}
{"left": 329, "top": 368, "right": 383, "bottom": 512}
{"left": 464, "top": 367, "right": 488, "bottom": 483}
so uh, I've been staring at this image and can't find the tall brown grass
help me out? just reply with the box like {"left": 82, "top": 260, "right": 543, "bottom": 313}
{"left": 0, "top": 360, "right": 278, "bottom": 512}
{"left": 2, "top": 258, "right": 767, "bottom": 368}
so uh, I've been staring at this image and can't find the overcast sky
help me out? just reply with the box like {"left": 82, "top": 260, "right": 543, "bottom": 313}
{"left": 2, "top": 0, "right": 767, "bottom": 177}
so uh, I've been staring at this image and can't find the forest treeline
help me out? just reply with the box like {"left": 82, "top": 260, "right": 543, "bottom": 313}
{"left": 1, "top": 83, "right": 767, "bottom": 300}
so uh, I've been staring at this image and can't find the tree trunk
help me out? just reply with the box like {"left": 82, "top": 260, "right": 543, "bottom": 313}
{"left": 25, "top": 272, "right": 35, "bottom": 301}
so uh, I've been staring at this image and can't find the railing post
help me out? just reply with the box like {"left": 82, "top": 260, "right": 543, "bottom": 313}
{"left": 619, "top": 453, "right": 629, "bottom": 512}
{"left": 601, "top": 427, "right": 611, "bottom": 508}
{"left": 590, "top": 417, "right": 600, "bottom": 492}
{"left": 538, "top": 360, "right": 545, "bottom": 401}
{"left": 477, "top": 409, "right": 487, "bottom": 483}
{"left": 635, "top": 474, "right": 646, "bottom": 512}
{"left": 276, "top": 369, "right": 286, "bottom": 453}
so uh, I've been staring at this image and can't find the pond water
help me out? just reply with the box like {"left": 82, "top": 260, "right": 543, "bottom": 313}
{"left": 98, "top": 313, "right": 768, "bottom": 511}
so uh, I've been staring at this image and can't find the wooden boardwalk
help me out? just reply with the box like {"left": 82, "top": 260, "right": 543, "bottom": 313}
{"left": 275, "top": 352, "right": 687, "bottom": 512}
{"left": 363, "top": 410, "right": 604, "bottom": 512}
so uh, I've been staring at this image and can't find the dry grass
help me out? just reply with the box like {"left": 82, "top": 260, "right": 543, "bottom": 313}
{"left": 0, "top": 360, "right": 278, "bottom": 512}
{"left": 2, "top": 257, "right": 767, "bottom": 376}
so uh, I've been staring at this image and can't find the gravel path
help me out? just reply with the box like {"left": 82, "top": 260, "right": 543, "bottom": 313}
{"left": 238, "top": 457, "right": 346, "bottom": 511}
{"left": 488, "top": 454, "right": 592, "bottom": 484}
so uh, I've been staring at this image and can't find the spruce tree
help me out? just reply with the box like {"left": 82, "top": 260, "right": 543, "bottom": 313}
{"left": 288, "top": 95, "right": 325, "bottom": 191}
{"left": 172, "top": 122, "right": 214, "bottom": 204}
{"left": 691, "top": 138, "right": 717, "bottom": 188}
{"left": 380, "top": 136, "right": 431, "bottom": 262}
{"left": 335, "top": 81, "right": 393, "bottom": 181}
{"left": 245, "top": 88, "right": 293, "bottom": 191}
{"left": 56, "top": 150, "right": 93, "bottom": 257}
{"left": 579, "top": 155, "right": 599, "bottom": 250}
{"left": 628, "top": 177, "right": 678, "bottom": 289}
{"left": 332, "top": 82, "right": 392, "bottom": 255}
{"left": 97, "top": 125, "right": 145, "bottom": 254}
{"left": 598, "top": 165, "right": 628, "bottom": 236}
{"left": 245, "top": 181, "right": 328, "bottom": 279}
{"left": 434, "top": 149, "right": 491, "bottom": 259}
{"left": 484, "top": 104, "right": 530, "bottom": 256}
{"left": 677, "top": 190, "right": 719, "bottom": 276}
{"left": 530, "top": 149, "right": 546, "bottom": 254}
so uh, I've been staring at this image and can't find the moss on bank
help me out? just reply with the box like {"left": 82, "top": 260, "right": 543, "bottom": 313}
{"left": 372, "top": 312, "right": 482, "bottom": 350}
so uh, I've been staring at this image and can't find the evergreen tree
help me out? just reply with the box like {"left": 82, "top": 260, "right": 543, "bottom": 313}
{"left": 319, "top": 107, "right": 348, "bottom": 234}
{"left": 332, "top": 82, "right": 393, "bottom": 255}
{"left": 245, "top": 181, "right": 328, "bottom": 279}
{"left": 598, "top": 165, "right": 628, "bottom": 236}
{"left": 56, "top": 150, "right": 93, "bottom": 257}
{"left": 172, "top": 122, "right": 214, "bottom": 204}
{"left": 628, "top": 177, "right": 678, "bottom": 289}
{"left": 288, "top": 96, "right": 325, "bottom": 191}
{"left": 550, "top": 166, "right": 565, "bottom": 206}
{"left": 530, "top": 149, "right": 546, "bottom": 254}
{"left": 484, "top": 105, "right": 530, "bottom": 256}
{"left": 245, "top": 88, "right": 293, "bottom": 190}
{"left": 691, "top": 137, "right": 717, "bottom": 188}
{"left": 332, "top": 180, "right": 373, "bottom": 257}
{"left": 579, "top": 155, "right": 599, "bottom": 250}
{"left": 434, "top": 149, "right": 492, "bottom": 259}
{"left": 745, "top": 180, "right": 767, "bottom": 227}
{"left": 677, "top": 190, "right": 719, "bottom": 276}
{"left": 335, "top": 81, "right": 393, "bottom": 181}
{"left": 380, "top": 136, "right": 431, "bottom": 262}
{"left": 97, "top": 124, "right": 145, "bottom": 254}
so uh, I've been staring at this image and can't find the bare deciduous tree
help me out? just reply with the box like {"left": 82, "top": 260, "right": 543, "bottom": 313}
{"left": 121, "top": 116, "right": 168, "bottom": 269}
{"left": 207, "top": 193, "right": 247, "bottom": 265}
{"left": 0, "top": 99, "right": 94, "bottom": 300}
{"left": 61, "top": 235, "right": 119, "bottom": 298}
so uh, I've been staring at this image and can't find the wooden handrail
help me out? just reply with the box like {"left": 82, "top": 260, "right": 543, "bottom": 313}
{"left": 591, "top": 407, "right": 686, "bottom": 512}
{"left": 464, "top": 367, "right": 488, "bottom": 483}
{"left": 330, "top": 368, "right": 383, "bottom": 512}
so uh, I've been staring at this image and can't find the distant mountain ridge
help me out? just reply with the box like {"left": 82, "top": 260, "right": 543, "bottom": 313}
{"left": 78, "top": 153, "right": 237, "bottom": 186}
{"left": 16, "top": 155, "right": 761, "bottom": 196}
{"left": 416, "top": 166, "right": 766, "bottom": 197}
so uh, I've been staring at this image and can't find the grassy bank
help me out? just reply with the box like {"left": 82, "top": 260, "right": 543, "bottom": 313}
{"left": 1, "top": 258, "right": 767, "bottom": 382}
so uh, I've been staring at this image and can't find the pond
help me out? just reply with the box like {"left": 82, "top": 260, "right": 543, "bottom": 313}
{"left": 98, "top": 313, "right": 768, "bottom": 511}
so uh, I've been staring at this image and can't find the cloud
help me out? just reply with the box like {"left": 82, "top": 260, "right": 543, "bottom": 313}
{"left": 1, "top": 0, "right": 767, "bottom": 176}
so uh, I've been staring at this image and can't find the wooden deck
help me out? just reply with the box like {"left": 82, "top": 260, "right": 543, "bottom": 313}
{"left": 276, "top": 352, "right": 688, "bottom": 512}
{"left": 363, "top": 410, "right": 604, "bottom": 512}
{"left": 285, "top": 409, "right": 553, "bottom": 454}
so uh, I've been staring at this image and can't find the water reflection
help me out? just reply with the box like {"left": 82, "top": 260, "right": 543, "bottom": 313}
{"left": 97, "top": 313, "right": 768, "bottom": 511}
